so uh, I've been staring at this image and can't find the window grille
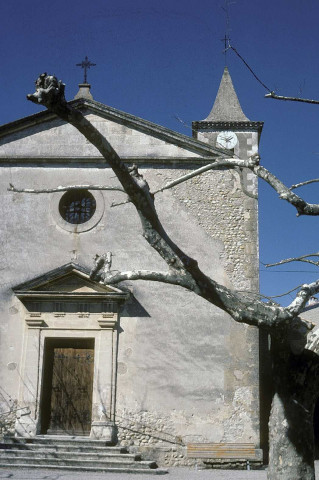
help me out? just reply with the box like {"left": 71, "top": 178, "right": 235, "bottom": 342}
{"left": 59, "top": 190, "right": 96, "bottom": 224}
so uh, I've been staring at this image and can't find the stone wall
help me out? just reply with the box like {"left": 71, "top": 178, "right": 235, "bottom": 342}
{"left": 0, "top": 108, "right": 260, "bottom": 459}
{"left": 145, "top": 165, "right": 258, "bottom": 291}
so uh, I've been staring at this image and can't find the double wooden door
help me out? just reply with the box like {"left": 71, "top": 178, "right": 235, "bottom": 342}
{"left": 42, "top": 345, "right": 94, "bottom": 435}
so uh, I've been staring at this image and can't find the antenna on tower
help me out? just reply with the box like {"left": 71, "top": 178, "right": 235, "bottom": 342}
{"left": 221, "top": 0, "right": 235, "bottom": 65}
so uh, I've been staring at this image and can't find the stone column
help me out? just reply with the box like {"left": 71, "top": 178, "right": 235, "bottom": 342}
{"left": 90, "top": 313, "right": 119, "bottom": 443}
{"left": 15, "top": 316, "right": 44, "bottom": 437}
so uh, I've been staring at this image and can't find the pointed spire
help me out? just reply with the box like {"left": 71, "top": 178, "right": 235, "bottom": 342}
{"left": 204, "top": 67, "right": 249, "bottom": 122}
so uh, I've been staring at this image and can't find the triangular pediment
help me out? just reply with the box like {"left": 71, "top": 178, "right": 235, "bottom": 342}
{"left": 0, "top": 98, "right": 225, "bottom": 162}
{"left": 13, "top": 263, "right": 128, "bottom": 299}
{"left": 32, "top": 273, "right": 110, "bottom": 294}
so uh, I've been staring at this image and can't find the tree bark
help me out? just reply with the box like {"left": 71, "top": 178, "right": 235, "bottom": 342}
{"left": 268, "top": 342, "right": 318, "bottom": 480}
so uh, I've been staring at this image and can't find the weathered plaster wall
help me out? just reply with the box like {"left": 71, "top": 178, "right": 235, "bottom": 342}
{"left": 115, "top": 164, "right": 259, "bottom": 453}
{"left": 0, "top": 112, "right": 260, "bottom": 458}
{"left": 0, "top": 113, "right": 202, "bottom": 159}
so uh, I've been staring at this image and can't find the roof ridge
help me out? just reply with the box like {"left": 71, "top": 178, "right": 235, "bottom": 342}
{"left": 0, "top": 99, "right": 229, "bottom": 157}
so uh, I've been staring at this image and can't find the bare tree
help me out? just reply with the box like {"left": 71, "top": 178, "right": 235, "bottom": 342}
{"left": 265, "top": 91, "right": 319, "bottom": 105}
{"left": 11, "top": 73, "right": 319, "bottom": 480}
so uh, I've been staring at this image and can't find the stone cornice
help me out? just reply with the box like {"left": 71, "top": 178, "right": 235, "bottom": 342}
{"left": 25, "top": 316, "right": 46, "bottom": 327}
{"left": 192, "top": 120, "right": 264, "bottom": 133}
{"left": 0, "top": 156, "right": 224, "bottom": 167}
{"left": 98, "top": 314, "right": 118, "bottom": 329}
{"left": 16, "top": 292, "right": 128, "bottom": 300}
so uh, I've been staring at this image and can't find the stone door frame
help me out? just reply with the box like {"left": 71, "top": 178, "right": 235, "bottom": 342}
{"left": 13, "top": 265, "right": 128, "bottom": 441}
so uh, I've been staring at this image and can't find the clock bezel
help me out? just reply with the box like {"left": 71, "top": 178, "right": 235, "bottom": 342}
{"left": 216, "top": 130, "right": 238, "bottom": 150}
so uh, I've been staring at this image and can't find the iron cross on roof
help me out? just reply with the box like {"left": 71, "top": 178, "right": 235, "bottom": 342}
{"left": 76, "top": 56, "right": 96, "bottom": 84}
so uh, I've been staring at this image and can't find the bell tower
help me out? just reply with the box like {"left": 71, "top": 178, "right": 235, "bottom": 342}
{"left": 192, "top": 67, "right": 263, "bottom": 159}
{"left": 192, "top": 68, "right": 266, "bottom": 457}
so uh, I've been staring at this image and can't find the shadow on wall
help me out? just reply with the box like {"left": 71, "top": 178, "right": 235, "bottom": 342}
{"left": 314, "top": 399, "right": 319, "bottom": 459}
{"left": 122, "top": 296, "right": 151, "bottom": 318}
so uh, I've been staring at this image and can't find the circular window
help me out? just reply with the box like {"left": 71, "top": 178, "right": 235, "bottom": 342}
{"left": 59, "top": 190, "right": 96, "bottom": 224}
{"left": 51, "top": 190, "right": 104, "bottom": 233}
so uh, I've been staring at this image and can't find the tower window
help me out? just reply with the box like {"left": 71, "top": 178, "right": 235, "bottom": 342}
{"left": 59, "top": 190, "right": 96, "bottom": 224}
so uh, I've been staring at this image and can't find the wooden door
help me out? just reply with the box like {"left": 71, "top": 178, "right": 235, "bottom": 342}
{"left": 48, "top": 347, "right": 94, "bottom": 435}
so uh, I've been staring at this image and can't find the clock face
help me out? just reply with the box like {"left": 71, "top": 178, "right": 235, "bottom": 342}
{"left": 216, "top": 131, "right": 238, "bottom": 150}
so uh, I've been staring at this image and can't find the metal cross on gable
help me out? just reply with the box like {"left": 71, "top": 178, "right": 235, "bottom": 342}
{"left": 76, "top": 56, "right": 96, "bottom": 84}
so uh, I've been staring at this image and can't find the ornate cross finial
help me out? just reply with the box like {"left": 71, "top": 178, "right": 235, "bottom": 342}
{"left": 76, "top": 56, "right": 96, "bottom": 84}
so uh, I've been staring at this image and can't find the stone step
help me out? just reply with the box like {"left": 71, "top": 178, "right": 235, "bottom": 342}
{"left": 0, "top": 436, "right": 167, "bottom": 474}
{"left": 0, "top": 455, "right": 157, "bottom": 469}
{"left": 6, "top": 436, "right": 113, "bottom": 448}
{"left": 0, "top": 450, "right": 141, "bottom": 462}
{"left": 0, "top": 442, "right": 128, "bottom": 454}
{"left": 0, "top": 464, "right": 168, "bottom": 474}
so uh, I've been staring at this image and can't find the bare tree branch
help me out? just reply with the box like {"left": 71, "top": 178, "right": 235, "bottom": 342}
{"left": 152, "top": 155, "right": 319, "bottom": 215}
{"left": 16, "top": 70, "right": 319, "bottom": 479}
{"left": 24, "top": 74, "right": 316, "bottom": 341}
{"left": 152, "top": 157, "right": 255, "bottom": 195}
{"left": 111, "top": 198, "right": 131, "bottom": 208}
{"left": 290, "top": 178, "right": 319, "bottom": 190}
{"left": 253, "top": 159, "right": 319, "bottom": 216}
{"left": 103, "top": 265, "right": 314, "bottom": 331}
{"left": 103, "top": 269, "right": 199, "bottom": 291}
{"left": 173, "top": 114, "right": 192, "bottom": 131}
{"left": 287, "top": 280, "right": 319, "bottom": 316}
{"left": 8, "top": 184, "right": 125, "bottom": 194}
{"left": 260, "top": 285, "right": 304, "bottom": 300}
{"left": 27, "top": 76, "right": 196, "bottom": 273}
{"left": 10, "top": 155, "right": 318, "bottom": 216}
{"left": 265, "top": 92, "right": 319, "bottom": 105}
{"left": 266, "top": 253, "right": 319, "bottom": 268}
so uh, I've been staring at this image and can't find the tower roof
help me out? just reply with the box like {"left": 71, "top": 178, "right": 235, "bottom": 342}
{"left": 204, "top": 67, "right": 249, "bottom": 122}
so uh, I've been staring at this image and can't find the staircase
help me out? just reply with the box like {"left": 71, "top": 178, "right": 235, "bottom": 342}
{"left": 0, "top": 436, "right": 168, "bottom": 474}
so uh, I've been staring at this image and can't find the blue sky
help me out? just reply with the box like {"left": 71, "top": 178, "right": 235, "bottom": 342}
{"left": 1, "top": 0, "right": 318, "bottom": 305}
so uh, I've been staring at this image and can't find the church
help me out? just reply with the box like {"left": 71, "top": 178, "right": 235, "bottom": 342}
{"left": 0, "top": 67, "right": 264, "bottom": 468}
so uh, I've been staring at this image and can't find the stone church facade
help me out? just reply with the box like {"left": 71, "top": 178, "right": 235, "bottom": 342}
{"left": 0, "top": 68, "right": 263, "bottom": 465}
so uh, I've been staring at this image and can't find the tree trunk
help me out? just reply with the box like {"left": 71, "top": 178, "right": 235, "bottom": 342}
{"left": 268, "top": 343, "right": 317, "bottom": 480}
